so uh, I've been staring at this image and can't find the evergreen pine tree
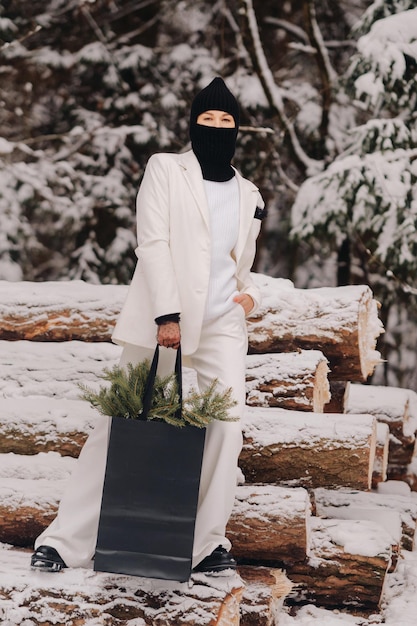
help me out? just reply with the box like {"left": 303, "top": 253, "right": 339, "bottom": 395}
{"left": 291, "top": 0, "right": 417, "bottom": 387}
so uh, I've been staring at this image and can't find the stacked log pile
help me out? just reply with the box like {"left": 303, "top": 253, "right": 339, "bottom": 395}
{"left": 2, "top": 274, "right": 417, "bottom": 622}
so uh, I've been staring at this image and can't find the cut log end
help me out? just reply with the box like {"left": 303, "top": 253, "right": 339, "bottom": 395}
{"left": 245, "top": 351, "right": 330, "bottom": 413}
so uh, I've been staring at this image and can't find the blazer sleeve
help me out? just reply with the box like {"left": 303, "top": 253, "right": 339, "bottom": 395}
{"left": 236, "top": 192, "right": 265, "bottom": 315}
{"left": 135, "top": 154, "right": 182, "bottom": 320}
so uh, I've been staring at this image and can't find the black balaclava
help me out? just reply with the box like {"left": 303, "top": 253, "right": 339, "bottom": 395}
{"left": 189, "top": 77, "right": 240, "bottom": 182}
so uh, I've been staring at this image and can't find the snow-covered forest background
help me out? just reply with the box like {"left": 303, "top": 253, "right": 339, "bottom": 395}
{"left": 1, "top": 0, "right": 417, "bottom": 390}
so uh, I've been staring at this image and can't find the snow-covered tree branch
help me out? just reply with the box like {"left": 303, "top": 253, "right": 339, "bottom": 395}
{"left": 239, "top": 0, "right": 323, "bottom": 176}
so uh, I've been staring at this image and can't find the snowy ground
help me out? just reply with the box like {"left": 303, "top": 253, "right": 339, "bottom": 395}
{"left": 0, "top": 338, "right": 417, "bottom": 624}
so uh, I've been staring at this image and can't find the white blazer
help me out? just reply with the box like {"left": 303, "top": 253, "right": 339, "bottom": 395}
{"left": 112, "top": 150, "right": 264, "bottom": 354}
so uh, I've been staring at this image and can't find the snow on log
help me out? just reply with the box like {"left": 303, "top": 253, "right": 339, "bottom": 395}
{"left": 227, "top": 485, "right": 311, "bottom": 565}
{"left": 0, "top": 276, "right": 383, "bottom": 381}
{"left": 247, "top": 274, "right": 383, "bottom": 382}
{"left": 0, "top": 452, "right": 74, "bottom": 546}
{"left": 0, "top": 340, "right": 121, "bottom": 399}
{"left": 313, "top": 487, "right": 417, "bottom": 552}
{"left": 0, "top": 398, "right": 96, "bottom": 456}
{"left": 347, "top": 383, "right": 416, "bottom": 441}
{"left": 347, "top": 384, "right": 417, "bottom": 467}
{"left": 0, "top": 280, "right": 125, "bottom": 342}
{"left": 0, "top": 545, "right": 260, "bottom": 626}
{"left": 240, "top": 407, "right": 377, "bottom": 490}
{"left": 245, "top": 351, "right": 330, "bottom": 412}
{"left": 312, "top": 487, "right": 401, "bottom": 571}
{"left": 285, "top": 517, "right": 392, "bottom": 609}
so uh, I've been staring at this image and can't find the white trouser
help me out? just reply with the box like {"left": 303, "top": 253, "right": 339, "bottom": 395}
{"left": 35, "top": 304, "right": 247, "bottom": 569}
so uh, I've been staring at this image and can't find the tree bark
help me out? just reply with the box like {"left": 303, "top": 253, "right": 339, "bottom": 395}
{"left": 240, "top": 407, "right": 377, "bottom": 490}
{"left": 245, "top": 350, "right": 330, "bottom": 412}
{"left": 227, "top": 485, "right": 311, "bottom": 564}
{"left": 0, "top": 398, "right": 95, "bottom": 456}
{"left": 0, "top": 451, "right": 75, "bottom": 546}
{"left": 0, "top": 478, "right": 64, "bottom": 547}
{"left": 285, "top": 517, "right": 392, "bottom": 609}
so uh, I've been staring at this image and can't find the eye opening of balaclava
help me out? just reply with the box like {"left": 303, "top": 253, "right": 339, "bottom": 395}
{"left": 189, "top": 77, "right": 240, "bottom": 182}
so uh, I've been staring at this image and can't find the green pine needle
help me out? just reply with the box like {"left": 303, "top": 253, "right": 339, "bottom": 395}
{"left": 79, "top": 361, "right": 238, "bottom": 428}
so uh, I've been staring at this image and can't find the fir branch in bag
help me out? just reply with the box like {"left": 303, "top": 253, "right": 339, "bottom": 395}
{"left": 79, "top": 361, "right": 238, "bottom": 427}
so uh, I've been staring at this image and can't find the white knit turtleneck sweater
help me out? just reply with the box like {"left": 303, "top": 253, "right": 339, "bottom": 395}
{"left": 203, "top": 177, "right": 240, "bottom": 321}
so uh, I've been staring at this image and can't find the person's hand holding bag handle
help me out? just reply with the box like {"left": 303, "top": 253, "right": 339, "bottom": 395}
{"left": 141, "top": 344, "right": 183, "bottom": 423}
{"left": 157, "top": 321, "right": 181, "bottom": 350}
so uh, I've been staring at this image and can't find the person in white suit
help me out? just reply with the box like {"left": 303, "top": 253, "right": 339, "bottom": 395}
{"left": 31, "top": 77, "right": 266, "bottom": 574}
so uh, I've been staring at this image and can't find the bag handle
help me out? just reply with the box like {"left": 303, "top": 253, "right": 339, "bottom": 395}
{"left": 141, "top": 345, "right": 182, "bottom": 421}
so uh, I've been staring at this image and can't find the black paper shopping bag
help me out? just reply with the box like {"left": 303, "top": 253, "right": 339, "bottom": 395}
{"left": 94, "top": 346, "right": 206, "bottom": 581}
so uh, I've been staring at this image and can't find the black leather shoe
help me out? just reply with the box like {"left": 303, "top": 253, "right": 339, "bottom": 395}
{"left": 193, "top": 546, "right": 237, "bottom": 573}
{"left": 31, "top": 546, "right": 67, "bottom": 572}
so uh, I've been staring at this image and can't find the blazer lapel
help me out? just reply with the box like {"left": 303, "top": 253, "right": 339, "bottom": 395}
{"left": 178, "top": 151, "right": 261, "bottom": 251}
{"left": 233, "top": 171, "right": 261, "bottom": 261}
{"left": 178, "top": 151, "right": 210, "bottom": 230}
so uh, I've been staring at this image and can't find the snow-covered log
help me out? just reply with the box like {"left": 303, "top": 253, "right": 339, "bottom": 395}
{"left": 0, "top": 341, "right": 329, "bottom": 412}
{"left": 227, "top": 485, "right": 311, "bottom": 565}
{"left": 0, "top": 398, "right": 95, "bottom": 456}
{"left": 240, "top": 407, "right": 377, "bottom": 490}
{"left": 0, "top": 280, "right": 124, "bottom": 342}
{"left": 0, "top": 545, "right": 292, "bottom": 626}
{"left": 0, "top": 341, "right": 329, "bottom": 420}
{"left": 285, "top": 517, "right": 392, "bottom": 609}
{"left": 313, "top": 486, "right": 417, "bottom": 552}
{"left": 347, "top": 384, "right": 416, "bottom": 441}
{"left": 0, "top": 340, "right": 121, "bottom": 400}
{"left": 347, "top": 384, "right": 417, "bottom": 467}
{"left": 248, "top": 275, "right": 383, "bottom": 382}
{"left": 245, "top": 351, "right": 330, "bottom": 412}
{"left": 0, "top": 480, "right": 60, "bottom": 548}
{"left": 0, "top": 277, "right": 383, "bottom": 382}
{"left": 0, "top": 546, "right": 228, "bottom": 625}
{"left": 312, "top": 487, "right": 401, "bottom": 571}
{"left": 0, "top": 452, "right": 74, "bottom": 546}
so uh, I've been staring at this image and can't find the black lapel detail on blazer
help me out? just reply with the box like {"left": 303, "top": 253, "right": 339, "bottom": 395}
{"left": 254, "top": 206, "right": 268, "bottom": 220}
